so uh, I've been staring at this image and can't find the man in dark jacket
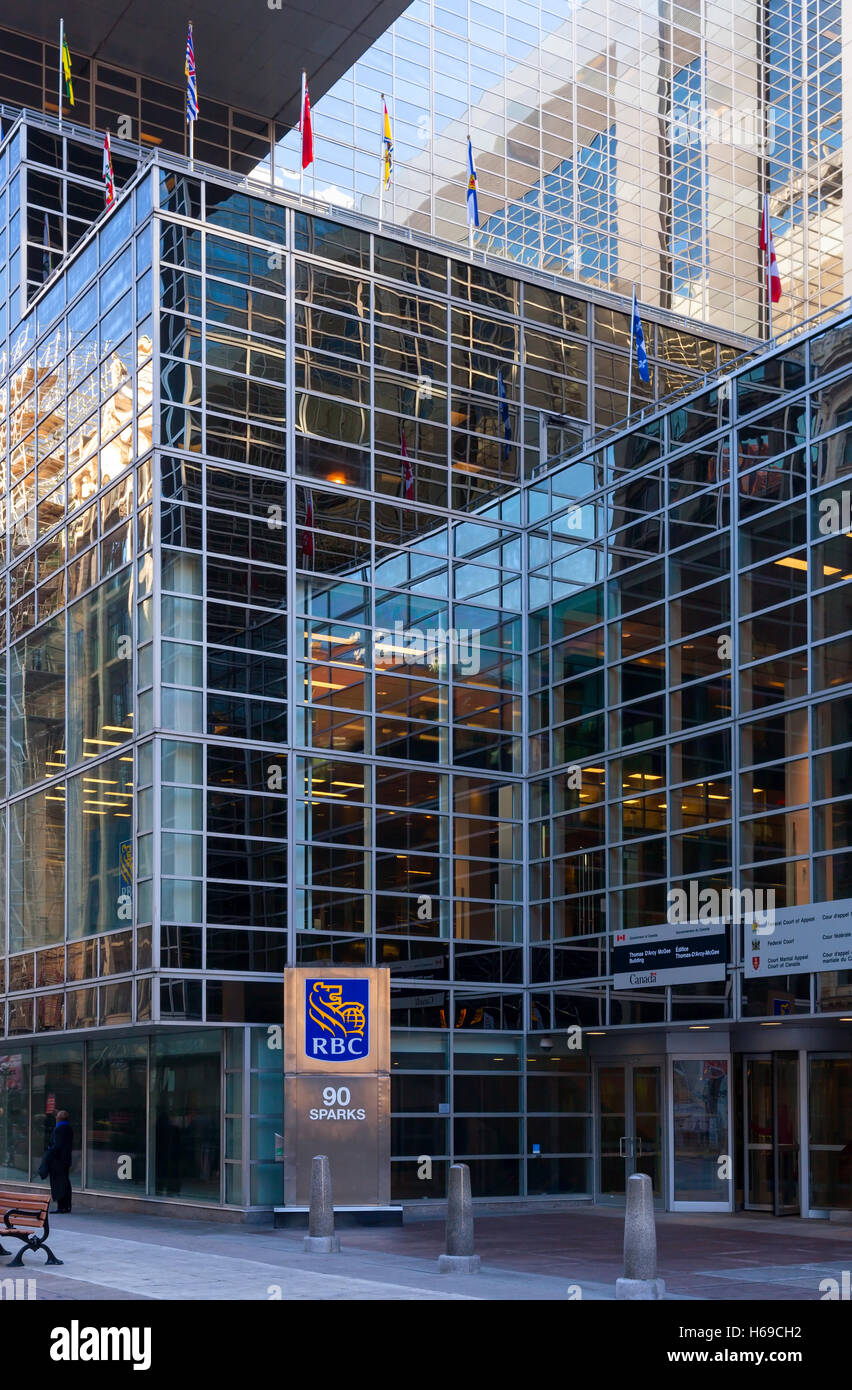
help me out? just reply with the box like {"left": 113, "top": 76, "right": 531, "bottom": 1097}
{"left": 40, "top": 1111, "right": 73, "bottom": 1213}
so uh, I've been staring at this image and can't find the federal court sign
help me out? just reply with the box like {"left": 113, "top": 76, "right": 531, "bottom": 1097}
{"left": 283, "top": 967, "right": 390, "bottom": 1207}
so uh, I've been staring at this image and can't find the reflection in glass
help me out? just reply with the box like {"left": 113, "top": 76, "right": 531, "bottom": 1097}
{"left": 10, "top": 616, "right": 65, "bottom": 790}
{"left": 150, "top": 1032, "right": 221, "bottom": 1200}
{"left": 67, "top": 568, "right": 134, "bottom": 767}
{"left": 809, "top": 1057, "right": 852, "bottom": 1210}
{"left": 86, "top": 1039, "right": 147, "bottom": 1192}
{"left": 67, "top": 754, "right": 134, "bottom": 938}
{"left": 0, "top": 1051, "right": 30, "bottom": 1180}
{"left": 10, "top": 785, "right": 65, "bottom": 950}
{"left": 672, "top": 1058, "right": 729, "bottom": 1202}
{"left": 30, "top": 1041, "right": 83, "bottom": 1183}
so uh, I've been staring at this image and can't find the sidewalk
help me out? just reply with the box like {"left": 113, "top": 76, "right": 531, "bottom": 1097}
{"left": 8, "top": 1211, "right": 616, "bottom": 1301}
{"left": 6, "top": 1206, "right": 850, "bottom": 1301}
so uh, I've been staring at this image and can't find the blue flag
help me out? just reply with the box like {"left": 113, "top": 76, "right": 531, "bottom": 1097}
{"left": 185, "top": 23, "right": 198, "bottom": 123}
{"left": 631, "top": 288, "right": 650, "bottom": 384}
{"left": 497, "top": 367, "right": 511, "bottom": 458}
{"left": 466, "top": 137, "right": 479, "bottom": 229}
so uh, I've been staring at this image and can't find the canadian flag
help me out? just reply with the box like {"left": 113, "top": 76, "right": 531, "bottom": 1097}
{"left": 759, "top": 195, "right": 782, "bottom": 305}
{"left": 400, "top": 429, "right": 414, "bottom": 501}
{"left": 300, "top": 72, "right": 314, "bottom": 170}
{"left": 301, "top": 490, "right": 314, "bottom": 560}
{"left": 103, "top": 130, "right": 115, "bottom": 209}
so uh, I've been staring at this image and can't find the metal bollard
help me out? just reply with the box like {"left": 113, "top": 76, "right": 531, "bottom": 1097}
{"left": 303, "top": 1154, "right": 340, "bottom": 1253}
{"left": 437, "top": 1162, "right": 480, "bottom": 1272}
{"left": 615, "top": 1171, "right": 665, "bottom": 1299}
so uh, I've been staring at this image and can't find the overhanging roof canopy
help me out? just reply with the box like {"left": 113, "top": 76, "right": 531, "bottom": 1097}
{"left": 3, "top": 0, "right": 408, "bottom": 124}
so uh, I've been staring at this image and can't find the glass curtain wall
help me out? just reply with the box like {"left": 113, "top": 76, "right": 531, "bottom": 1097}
{"left": 528, "top": 315, "right": 852, "bottom": 1028}
{"left": 0, "top": 121, "right": 848, "bottom": 1209}
{"left": 2, "top": 1034, "right": 221, "bottom": 1201}
{"left": 271, "top": 0, "right": 844, "bottom": 336}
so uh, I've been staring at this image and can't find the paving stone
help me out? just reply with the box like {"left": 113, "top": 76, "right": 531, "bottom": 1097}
{"left": 9, "top": 1206, "right": 847, "bottom": 1301}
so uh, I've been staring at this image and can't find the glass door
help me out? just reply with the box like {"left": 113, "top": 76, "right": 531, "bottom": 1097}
{"left": 744, "top": 1056, "right": 773, "bottom": 1209}
{"left": 808, "top": 1056, "right": 852, "bottom": 1211}
{"left": 670, "top": 1057, "right": 732, "bottom": 1210}
{"left": 773, "top": 1053, "right": 800, "bottom": 1215}
{"left": 596, "top": 1062, "right": 663, "bottom": 1202}
{"left": 743, "top": 1053, "right": 800, "bottom": 1214}
{"left": 634, "top": 1065, "right": 663, "bottom": 1193}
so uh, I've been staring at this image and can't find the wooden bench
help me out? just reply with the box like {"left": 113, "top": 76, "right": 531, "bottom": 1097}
{"left": 0, "top": 1191, "right": 63, "bottom": 1267}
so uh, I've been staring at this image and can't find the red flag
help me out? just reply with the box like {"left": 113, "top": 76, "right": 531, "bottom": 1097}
{"left": 401, "top": 429, "right": 414, "bottom": 501}
{"left": 300, "top": 72, "right": 314, "bottom": 170}
{"left": 301, "top": 490, "right": 314, "bottom": 559}
{"left": 760, "top": 195, "right": 781, "bottom": 305}
{"left": 103, "top": 131, "right": 115, "bottom": 209}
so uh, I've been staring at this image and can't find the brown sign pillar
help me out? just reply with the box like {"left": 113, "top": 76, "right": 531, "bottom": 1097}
{"left": 283, "top": 966, "right": 391, "bottom": 1207}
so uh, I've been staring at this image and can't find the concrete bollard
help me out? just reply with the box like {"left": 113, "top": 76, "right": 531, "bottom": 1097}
{"left": 615, "top": 1171, "right": 665, "bottom": 1300}
{"left": 438, "top": 1163, "right": 480, "bottom": 1272}
{"left": 303, "top": 1154, "right": 340, "bottom": 1253}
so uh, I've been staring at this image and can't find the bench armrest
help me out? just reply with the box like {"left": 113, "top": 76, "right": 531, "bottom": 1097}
{"left": 3, "top": 1207, "right": 47, "bottom": 1228}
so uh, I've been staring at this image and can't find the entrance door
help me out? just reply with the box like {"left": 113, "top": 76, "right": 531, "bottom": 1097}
{"left": 744, "top": 1053, "right": 800, "bottom": 1214}
{"left": 670, "top": 1056, "right": 732, "bottom": 1210}
{"left": 597, "top": 1062, "right": 663, "bottom": 1202}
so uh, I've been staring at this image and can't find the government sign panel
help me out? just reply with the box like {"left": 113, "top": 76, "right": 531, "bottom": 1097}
{"left": 612, "top": 921, "right": 727, "bottom": 990}
{"left": 745, "top": 898, "right": 852, "bottom": 979}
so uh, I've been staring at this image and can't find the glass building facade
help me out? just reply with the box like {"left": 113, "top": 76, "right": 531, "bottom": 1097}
{"left": 525, "top": 308, "right": 852, "bottom": 1211}
{"left": 0, "top": 0, "right": 846, "bottom": 344}
{"left": 0, "top": 102, "right": 848, "bottom": 1217}
{"left": 271, "top": 0, "right": 846, "bottom": 337}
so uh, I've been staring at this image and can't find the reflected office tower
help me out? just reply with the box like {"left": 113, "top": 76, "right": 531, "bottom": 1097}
{"left": 271, "top": 0, "right": 845, "bottom": 337}
{"left": 0, "top": 1, "right": 846, "bottom": 339}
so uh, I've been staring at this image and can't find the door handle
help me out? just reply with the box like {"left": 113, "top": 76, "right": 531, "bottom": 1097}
{"left": 619, "top": 1136, "right": 634, "bottom": 1157}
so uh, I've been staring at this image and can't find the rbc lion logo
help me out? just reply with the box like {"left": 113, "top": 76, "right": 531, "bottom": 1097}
{"left": 305, "top": 979, "right": 369, "bottom": 1060}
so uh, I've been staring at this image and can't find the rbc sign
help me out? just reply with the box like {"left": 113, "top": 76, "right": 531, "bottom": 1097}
{"left": 305, "top": 978, "right": 369, "bottom": 1061}
{"left": 284, "top": 967, "right": 390, "bottom": 1206}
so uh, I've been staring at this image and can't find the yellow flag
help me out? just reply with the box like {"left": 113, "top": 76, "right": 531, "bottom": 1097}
{"left": 62, "top": 34, "right": 74, "bottom": 106}
{"left": 382, "top": 99, "right": 393, "bottom": 189}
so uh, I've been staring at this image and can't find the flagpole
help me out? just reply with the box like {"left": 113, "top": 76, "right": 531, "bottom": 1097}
{"left": 767, "top": 257, "right": 773, "bottom": 341}
{"left": 58, "top": 19, "right": 64, "bottom": 131}
{"left": 391, "top": 93, "right": 396, "bottom": 225}
{"left": 766, "top": 201, "right": 773, "bottom": 342}
{"left": 468, "top": 131, "right": 474, "bottom": 256}
{"left": 299, "top": 70, "right": 305, "bottom": 202}
{"left": 310, "top": 73, "right": 316, "bottom": 204}
{"left": 378, "top": 94, "right": 385, "bottom": 227}
{"left": 627, "top": 285, "right": 634, "bottom": 418}
{"left": 762, "top": 193, "right": 773, "bottom": 342}
{"left": 187, "top": 21, "right": 195, "bottom": 169}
